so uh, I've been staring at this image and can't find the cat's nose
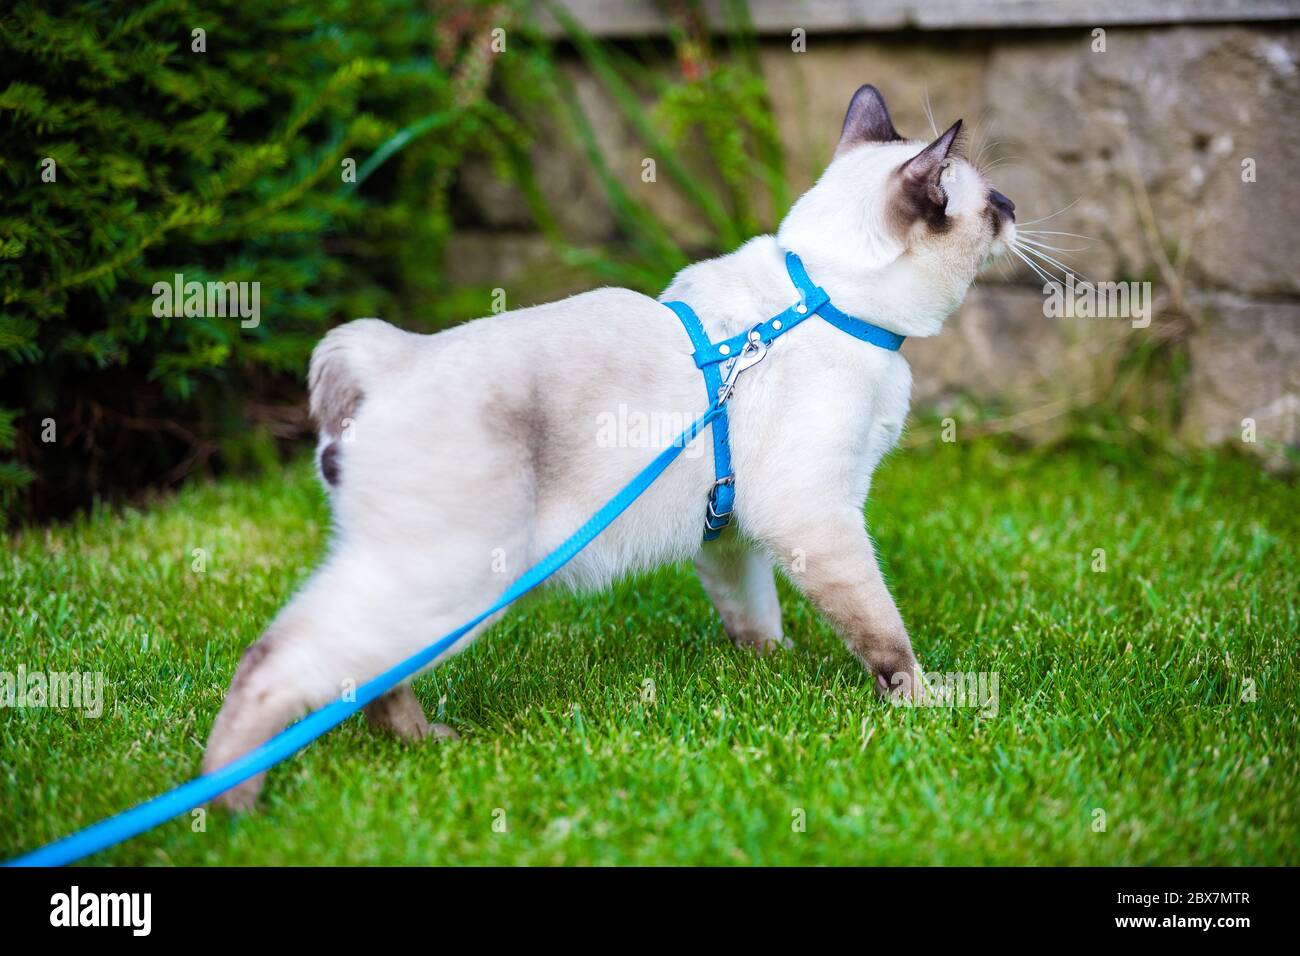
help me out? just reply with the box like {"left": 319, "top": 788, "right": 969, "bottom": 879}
{"left": 988, "top": 189, "right": 1016, "bottom": 222}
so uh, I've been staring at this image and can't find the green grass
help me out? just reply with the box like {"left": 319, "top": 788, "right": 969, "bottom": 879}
{"left": 2, "top": 440, "right": 1296, "bottom": 865}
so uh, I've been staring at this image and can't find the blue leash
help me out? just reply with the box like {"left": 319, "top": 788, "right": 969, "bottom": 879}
{"left": 7, "top": 405, "right": 724, "bottom": 867}
{"left": 8, "top": 250, "right": 904, "bottom": 867}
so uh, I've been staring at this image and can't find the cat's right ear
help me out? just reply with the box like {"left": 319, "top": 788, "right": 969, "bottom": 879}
{"left": 899, "top": 119, "right": 963, "bottom": 207}
{"left": 835, "top": 84, "right": 902, "bottom": 156}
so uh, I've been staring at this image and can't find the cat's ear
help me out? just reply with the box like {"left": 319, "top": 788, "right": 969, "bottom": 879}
{"left": 899, "top": 119, "right": 963, "bottom": 206}
{"left": 835, "top": 84, "right": 902, "bottom": 155}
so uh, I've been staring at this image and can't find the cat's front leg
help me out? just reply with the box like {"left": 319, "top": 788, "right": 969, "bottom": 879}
{"left": 761, "top": 508, "right": 923, "bottom": 698}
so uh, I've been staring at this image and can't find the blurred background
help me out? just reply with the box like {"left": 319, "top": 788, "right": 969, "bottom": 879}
{"left": 2, "top": 0, "right": 1297, "bottom": 523}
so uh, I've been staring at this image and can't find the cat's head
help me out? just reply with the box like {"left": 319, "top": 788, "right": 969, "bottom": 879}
{"left": 776, "top": 84, "right": 1016, "bottom": 337}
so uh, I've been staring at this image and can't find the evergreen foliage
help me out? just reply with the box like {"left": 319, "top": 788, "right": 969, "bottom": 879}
{"left": 0, "top": 0, "right": 528, "bottom": 520}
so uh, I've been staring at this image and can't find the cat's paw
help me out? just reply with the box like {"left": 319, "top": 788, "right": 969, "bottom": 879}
{"left": 874, "top": 655, "right": 929, "bottom": 705}
{"left": 211, "top": 774, "right": 266, "bottom": 813}
{"left": 727, "top": 626, "right": 793, "bottom": 654}
{"left": 430, "top": 722, "right": 461, "bottom": 741}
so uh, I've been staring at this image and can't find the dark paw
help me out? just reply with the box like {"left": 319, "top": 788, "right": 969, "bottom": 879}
{"left": 873, "top": 654, "right": 927, "bottom": 704}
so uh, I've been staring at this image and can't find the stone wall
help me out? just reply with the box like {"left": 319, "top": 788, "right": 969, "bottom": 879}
{"left": 450, "top": 15, "right": 1300, "bottom": 462}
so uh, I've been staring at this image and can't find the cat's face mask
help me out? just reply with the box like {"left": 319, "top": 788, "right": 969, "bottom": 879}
{"left": 778, "top": 85, "right": 1017, "bottom": 335}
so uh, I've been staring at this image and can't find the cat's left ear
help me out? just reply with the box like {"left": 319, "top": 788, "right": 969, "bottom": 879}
{"left": 835, "top": 84, "right": 902, "bottom": 155}
{"left": 899, "top": 119, "right": 963, "bottom": 206}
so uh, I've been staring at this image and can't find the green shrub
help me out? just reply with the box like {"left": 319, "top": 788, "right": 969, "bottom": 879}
{"left": 0, "top": 0, "right": 530, "bottom": 521}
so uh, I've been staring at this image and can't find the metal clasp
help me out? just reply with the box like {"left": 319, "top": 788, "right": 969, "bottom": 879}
{"left": 705, "top": 475, "right": 735, "bottom": 528}
{"left": 716, "top": 326, "right": 768, "bottom": 405}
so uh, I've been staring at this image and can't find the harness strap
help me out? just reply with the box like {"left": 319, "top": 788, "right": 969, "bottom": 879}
{"left": 784, "top": 252, "right": 907, "bottom": 351}
{"left": 664, "top": 250, "right": 906, "bottom": 540}
{"left": 664, "top": 301, "right": 734, "bottom": 539}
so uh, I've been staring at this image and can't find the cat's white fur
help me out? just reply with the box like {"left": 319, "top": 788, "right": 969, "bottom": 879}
{"left": 203, "top": 89, "right": 1015, "bottom": 808}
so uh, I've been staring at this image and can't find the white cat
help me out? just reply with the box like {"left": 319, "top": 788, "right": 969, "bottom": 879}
{"left": 203, "top": 85, "right": 1017, "bottom": 808}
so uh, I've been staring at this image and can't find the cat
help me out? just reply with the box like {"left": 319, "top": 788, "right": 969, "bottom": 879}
{"left": 203, "top": 84, "right": 1017, "bottom": 809}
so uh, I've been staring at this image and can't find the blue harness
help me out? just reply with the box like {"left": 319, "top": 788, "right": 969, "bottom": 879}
{"left": 664, "top": 250, "right": 905, "bottom": 540}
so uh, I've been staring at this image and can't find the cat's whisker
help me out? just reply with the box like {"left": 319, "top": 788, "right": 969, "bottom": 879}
{"left": 1017, "top": 198, "right": 1081, "bottom": 227}
{"left": 1014, "top": 239, "right": 1071, "bottom": 274}
{"left": 979, "top": 158, "right": 1022, "bottom": 176}
{"left": 922, "top": 86, "right": 939, "bottom": 138}
{"left": 1015, "top": 242, "right": 1094, "bottom": 285}
{"left": 1017, "top": 236, "right": 1082, "bottom": 251}
{"left": 1016, "top": 236, "right": 1089, "bottom": 254}
{"left": 1022, "top": 258, "right": 1069, "bottom": 288}
{"left": 978, "top": 151, "right": 1019, "bottom": 167}
{"left": 1011, "top": 239, "right": 1075, "bottom": 284}
{"left": 1018, "top": 229, "right": 1098, "bottom": 243}
{"left": 1009, "top": 245, "right": 1057, "bottom": 288}
{"left": 1011, "top": 251, "right": 1057, "bottom": 289}
{"left": 968, "top": 111, "right": 995, "bottom": 166}
{"left": 974, "top": 138, "right": 1003, "bottom": 170}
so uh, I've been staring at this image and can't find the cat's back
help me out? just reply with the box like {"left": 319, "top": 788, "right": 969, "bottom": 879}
{"left": 415, "top": 285, "right": 689, "bottom": 371}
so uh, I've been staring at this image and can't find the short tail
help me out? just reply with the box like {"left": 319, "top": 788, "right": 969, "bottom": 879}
{"left": 308, "top": 319, "right": 416, "bottom": 488}
{"left": 308, "top": 318, "right": 415, "bottom": 439}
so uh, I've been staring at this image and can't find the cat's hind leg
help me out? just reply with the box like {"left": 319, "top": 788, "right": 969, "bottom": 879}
{"left": 693, "top": 536, "right": 789, "bottom": 652}
{"left": 202, "top": 542, "right": 509, "bottom": 810}
{"left": 364, "top": 684, "right": 459, "bottom": 742}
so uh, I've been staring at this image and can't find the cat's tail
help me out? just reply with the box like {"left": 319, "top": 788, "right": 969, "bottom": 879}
{"left": 308, "top": 318, "right": 416, "bottom": 487}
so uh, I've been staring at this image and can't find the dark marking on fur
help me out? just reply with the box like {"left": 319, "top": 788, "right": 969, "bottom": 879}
{"left": 519, "top": 402, "right": 552, "bottom": 485}
{"left": 236, "top": 639, "right": 271, "bottom": 674}
{"left": 890, "top": 172, "right": 953, "bottom": 236}
{"left": 889, "top": 119, "right": 965, "bottom": 240}
{"left": 487, "top": 376, "right": 556, "bottom": 494}
{"left": 227, "top": 638, "right": 274, "bottom": 706}
{"left": 320, "top": 441, "right": 341, "bottom": 486}
{"left": 307, "top": 331, "right": 365, "bottom": 438}
{"left": 984, "top": 204, "right": 1002, "bottom": 235}
{"left": 836, "top": 84, "right": 903, "bottom": 154}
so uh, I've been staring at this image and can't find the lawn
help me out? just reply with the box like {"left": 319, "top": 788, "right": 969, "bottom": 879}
{"left": 1, "top": 439, "right": 1296, "bottom": 865}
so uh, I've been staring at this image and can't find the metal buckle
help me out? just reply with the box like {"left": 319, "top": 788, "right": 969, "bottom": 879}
{"left": 705, "top": 476, "right": 734, "bottom": 528}
{"left": 716, "top": 326, "right": 768, "bottom": 405}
